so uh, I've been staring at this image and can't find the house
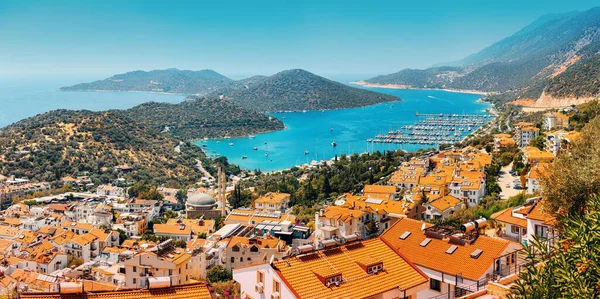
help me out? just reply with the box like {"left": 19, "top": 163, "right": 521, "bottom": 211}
{"left": 389, "top": 165, "right": 426, "bottom": 189}
{"left": 521, "top": 147, "right": 554, "bottom": 165}
{"left": 362, "top": 184, "right": 397, "bottom": 200}
{"left": 153, "top": 223, "right": 192, "bottom": 242}
{"left": 545, "top": 130, "right": 580, "bottom": 156}
{"left": 313, "top": 205, "right": 367, "bottom": 241}
{"left": 96, "top": 185, "right": 126, "bottom": 197}
{"left": 492, "top": 199, "right": 555, "bottom": 246}
{"left": 493, "top": 134, "right": 516, "bottom": 151}
{"left": 544, "top": 112, "right": 569, "bottom": 131}
{"left": 526, "top": 163, "right": 549, "bottom": 194}
{"left": 380, "top": 218, "right": 520, "bottom": 299}
{"left": 63, "top": 233, "right": 100, "bottom": 262}
{"left": 233, "top": 237, "right": 429, "bottom": 299}
{"left": 254, "top": 192, "right": 290, "bottom": 213}
{"left": 166, "top": 218, "right": 215, "bottom": 236}
{"left": 422, "top": 194, "right": 463, "bottom": 220}
{"left": 222, "top": 236, "right": 288, "bottom": 271}
{"left": 123, "top": 246, "right": 192, "bottom": 288}
{"left": 224, "top": 208, "right": 296, "bottom": 226}
{"left": 513, "top": 122, "right": 539, "bottom": 147}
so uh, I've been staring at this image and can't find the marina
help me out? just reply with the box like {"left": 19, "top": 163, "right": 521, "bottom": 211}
{"left": 367, "top": 113, "right": 493, "bottom": 145}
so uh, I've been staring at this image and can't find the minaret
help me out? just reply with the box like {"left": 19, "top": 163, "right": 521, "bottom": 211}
{"left": 218, "top": 166, "right": 227, "bottom": 217}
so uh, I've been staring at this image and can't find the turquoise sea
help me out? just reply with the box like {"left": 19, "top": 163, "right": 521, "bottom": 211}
{"left": 199, "top": 88, "right": 491, "bottom": 172}
{"left": 0, "top": 78, "right": 184, "bottom": 128}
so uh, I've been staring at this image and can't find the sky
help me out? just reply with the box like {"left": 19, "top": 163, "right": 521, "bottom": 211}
{"left": 0, "top": 0, "right": 598, "bottom": 81}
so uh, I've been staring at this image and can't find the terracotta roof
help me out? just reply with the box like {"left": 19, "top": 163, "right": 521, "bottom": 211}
{"left": 322, "top": 205, "right": 366, "bottom": 223}
{"left": 272, "top": 238, "right": 428, "bottom": 299}
{"left": 153, "top": 223, "right": 192, "bottom": 236}
{"left": 225, "top": 209, "right": 296, "bottom": 224}
{"left": 0, "top": 225, "right": 20, "bottom": 238}
{"left": 46, "top": 204, "right": 69, "bottom": 212}
{"left": 71, "top": 233, "right": 98, "bottom": 246}
{"left": 341, "top": 194, "right": 413, "bottom": 216}
{"left": 226, "top": 236, "right": 285, "bottom": 249}
{"left": 491, "top": 208, "right": 527, "bottom": 228}
{"left": 20, "top": 282, "right": 213, "bottom": 299}
{"left": 3, "top": 217, "right": 22, "bottom": 226}
{"left": 429, "top": 195, "right": 462, "bottom": 212}
{"left": 166, "top": 218, "right": 214, "bottom": 235}
{"left": 255, "top": 192, "right": 290, "bottom": 204}
{"left": 61, "top": 221, "right": 94, "bottom": 231}
{"left": 380, "top": 218, "right": 510, "bottom": 281}
{"left": 363, "top": 185, "right": 396, "bottom": 199}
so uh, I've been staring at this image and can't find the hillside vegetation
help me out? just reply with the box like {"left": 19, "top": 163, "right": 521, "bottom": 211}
{"left": 125, "top": 98, "right": 284, "bottom": 140}
{"left": 61, "top": 68, "right": 233, "bottom": 95}
{"left": 0, "top": 110, "right": 205, "bottom": 185}
{"left": 217, "top": 69, "right": 400, "bottom": 113}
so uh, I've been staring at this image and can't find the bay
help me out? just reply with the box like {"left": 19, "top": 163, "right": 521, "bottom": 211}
{"left": 200, "top": 88, "right": 491, "bottom": 172}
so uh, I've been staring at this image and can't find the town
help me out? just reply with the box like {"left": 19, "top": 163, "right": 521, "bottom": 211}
{"left": 0, "top": 109, "right": 585, "bottom": 299}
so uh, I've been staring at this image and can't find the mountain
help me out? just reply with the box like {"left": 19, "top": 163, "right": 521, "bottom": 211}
{"left": 0, "top": 98, "right": 282, "bottom": 185}
{"left": 61, "top": 68, "right": 233, "bottom": 95}
{"left": 125, "top": 98, "right": 284, "bottom": 140}
{"left": 365, "top": 7, "right": 600, "bottom": 105}
{"left": 214, "top": 69, "right": 400, "bottom": 113}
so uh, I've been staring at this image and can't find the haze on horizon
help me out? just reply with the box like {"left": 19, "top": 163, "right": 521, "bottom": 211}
{"left": 1, "top": 0, "right": 598, "bottom": 81}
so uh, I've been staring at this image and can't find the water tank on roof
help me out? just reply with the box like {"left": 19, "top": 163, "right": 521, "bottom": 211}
{"left": 59, "top": 282, "right": 83, "bottom": 294}
{"left": 148, "top": 277, "right": 172, "bottom": 289}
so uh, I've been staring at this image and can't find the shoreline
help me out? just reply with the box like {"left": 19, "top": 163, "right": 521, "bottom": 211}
{"left": 350, "top": 80, "right": 490, "bottom": 96}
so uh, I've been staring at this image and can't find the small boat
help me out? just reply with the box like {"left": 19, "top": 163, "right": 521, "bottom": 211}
{"left": 330, "top": 128, "right": 334, "bottom": 132}
{"left": 304, "top": 150, "right": 309, "bottom": 155}
{"left": 216, "top": 141, "right": 220, "bottom": 143}
{"left": 241, "top": 155, "right": 247, "bottom": 159}
{"left": 265, "top": 152, "right": 269, "bottom": 156}
{"left": 253, "top": 147, "right": 258, "bottom": 151}
{"left": 201, "top": 144, "right": 207, "bottom": 147}
{"left": 248, "top": 135, "right": 255, "bottom": 139}
{"left": 229, "top": 143, "right": 234, "bottom": 146}
{"left": 264, "top": 141, "right": 268, "bottom": 144}
{"left": 331, "top": 142, "right": 337, "bottom": 147}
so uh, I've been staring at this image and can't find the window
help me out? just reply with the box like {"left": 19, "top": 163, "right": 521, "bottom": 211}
{"left": 232, "top": 245, "right": 240, "bottom": 252}
{"left": 511, "top": 225, "right": 520, "bottom": 234}
{"left": 367, "top": 263, "right": 383, "bottom": 274}
{"left": 273, "top": 279, "right": 281, "bottom": 293}
{"left": 325, "top": 275, "right": 342, "bottom": 286}
{"left": 535, "top": 225, "right": 548, "bottom": 239}
{"left": 231, "top": 257, "right": 235, "bottom": 263}
{"left": 133, "top": 278, "right": 136, "bottom": 285}
{"left": 133, "top": 266, "right": 136, "bottom": 273}
{"left": 169, "top": 269, "right": 173, "bottom": 275}
{"left": 240, "top": 257, "right": 243, "bottom": 262}
{"left": 179, "top": 268, "right": 181, "bottom": 274}
{"left": 257, "top": 270, "right": 264, "bottom": 284}
{"left": 430, "top": 279, "right": 441, "bottom": 292}
{"left": 250, "top": 245, "right": 259, "bottom": 252}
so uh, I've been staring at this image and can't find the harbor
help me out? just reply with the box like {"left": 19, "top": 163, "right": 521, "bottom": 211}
{"left": 367, "top": 113, "right": 493, "bottom": 145}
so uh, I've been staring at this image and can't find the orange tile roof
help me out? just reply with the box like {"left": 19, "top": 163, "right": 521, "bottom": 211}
{"left": 19, "top": 282, "right": 213, "bottom": 299}
{"left": 322, "top": 205, "right": 366, "bottom": 222}
{"left": 342, "top": 194, "right": 414, "bottom": 216}
{"left": 272, "top": 238, "right": 428, "bottom": 299}
{"left": 491, "top": 208, "right": 527, "bottom": 228}
{"left": 166, "top": 218, "right": 214, "bottom": 235}
{"left": 154, "top": 223, "right": 192, "bottom": 236}
{"left": 225, "top": 209, "right": 296, "bottom": 224}
{"left": 71, "top": 233, "right": 98, "bottom": 246}
{"left": 429, "top": 195, "right": 462, "bottom": 212}
{"left": 226, "top": 236, "right": 285, "bottom": 249}
{"left": 528, "top": 163, "right": 550, "bottom": 179}
{"left": 380, "top": 218, "right": 510, "bottom": 281}
{"left": 255, "top": 192, "right": 290, "bottom": 204}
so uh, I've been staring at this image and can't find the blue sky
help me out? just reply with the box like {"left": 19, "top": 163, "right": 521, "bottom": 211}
{"left": 0, "top": 0, "right": 598, "bottom": 80}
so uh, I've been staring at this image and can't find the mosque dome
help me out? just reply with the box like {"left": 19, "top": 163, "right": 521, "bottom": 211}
{"left": 186, "top": 193, "right": 216, "bottom": 207}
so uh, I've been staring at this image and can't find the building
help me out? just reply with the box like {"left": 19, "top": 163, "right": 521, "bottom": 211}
{"left": 545, "top": 130, "right": 580, "bottom": 156}
{"left": 62, "top": 233, "right": 100, "bottom": 262}
{"left": 96, "top": 185, "right": 126, "bottom": 197}
{"left": 525, "top": 163, "right": 549, "bottom": 195}
{"left": 513, "top": 122, "right": 539, "bottom": 147}
{"left": 493, "top": 134, "right": 516, "bottom": 151}
{"left": 153, "top": 223, "right": 193, "bottom": 242}
{"left": 362, "top": 184, "right": 397, "bottom": 200}
{"left": 521, "top": 147, "right": 554, "bottom": 165}
{"left": 233, "top": 238, "right": 428, "bottom": 299}
{"left": 123, "top": 245, "right": 192, "bottom": 288}
{"left": 544, "top": 112, "right": 569, "bottom": 131}
{"left": 380, "top": 218, "right": 520, "bottom": 299}
{"left": 254, "top": 192, "right": 290, "bottom": 213}
{"left": 224, "top": 209, "right": 296, "bottom": 226}
{"left": 422, "top": 194, "right": 463, "bottom": 220}
{"left": 185, "top": 193, "right": 220, "bottom": 219}
{"left": 492, "top": 199, "right": 556, "bottom": 245}
{"left": 222, "top": 236, "right": 288, "bottom": 271}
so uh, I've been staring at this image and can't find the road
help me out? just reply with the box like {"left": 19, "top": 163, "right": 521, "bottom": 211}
{"left": 498, "top": 162, "right": 521, "bottom": 199}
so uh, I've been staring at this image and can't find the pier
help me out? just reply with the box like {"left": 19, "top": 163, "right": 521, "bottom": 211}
{"left": 368, "top": 113, "right": 493, "bottom": 146}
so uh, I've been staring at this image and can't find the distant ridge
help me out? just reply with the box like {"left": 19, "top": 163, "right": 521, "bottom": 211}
{"left": 61, "top": 68, "right": 233, "bottom": 95}
{"left": 364, "top": 7, "right": 600, "bottom": 107}
{"left": 213, "top": 69, "right": 401, "bottom": 113}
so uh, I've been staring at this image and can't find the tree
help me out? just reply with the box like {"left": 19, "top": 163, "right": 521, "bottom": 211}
{"left": 541, "top": 116, "right": 600, "bottom": 216}
{"left": 116, "top": 229, "right": 128, "bottom": 245}
{"left": 509, "top": 195, "right": 600, "bottom": 298}
{"left": 206, "top": 266, "right": 233, "bottom": 283}
{"left": 213, "top": 215, "right": 225, "bottom": 231}
{"left": 175, "top": 189, "right": 188, "bottom": 207}
{"left": 162, "top": 209, "right": 178, "bottom": 223}
{"left": 529, "top": 135, "right": 546, "bottom": 150}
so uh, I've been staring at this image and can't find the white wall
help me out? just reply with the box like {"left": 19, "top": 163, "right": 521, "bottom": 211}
{"left": 233, "top": 263, "right": 296, "bottom": 299}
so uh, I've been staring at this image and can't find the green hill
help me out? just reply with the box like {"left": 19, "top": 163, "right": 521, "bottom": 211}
{"left": 0, "top": 98, "right": 282, "bottom": 185}
{"left": 61, "top": 68, "right": 233, "bottom": 95}
{"left": 218, "top": 69, "right": 400, "bottom": 113}
{"left": 125, "top": 98, "right": 284, "bottom": 140}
